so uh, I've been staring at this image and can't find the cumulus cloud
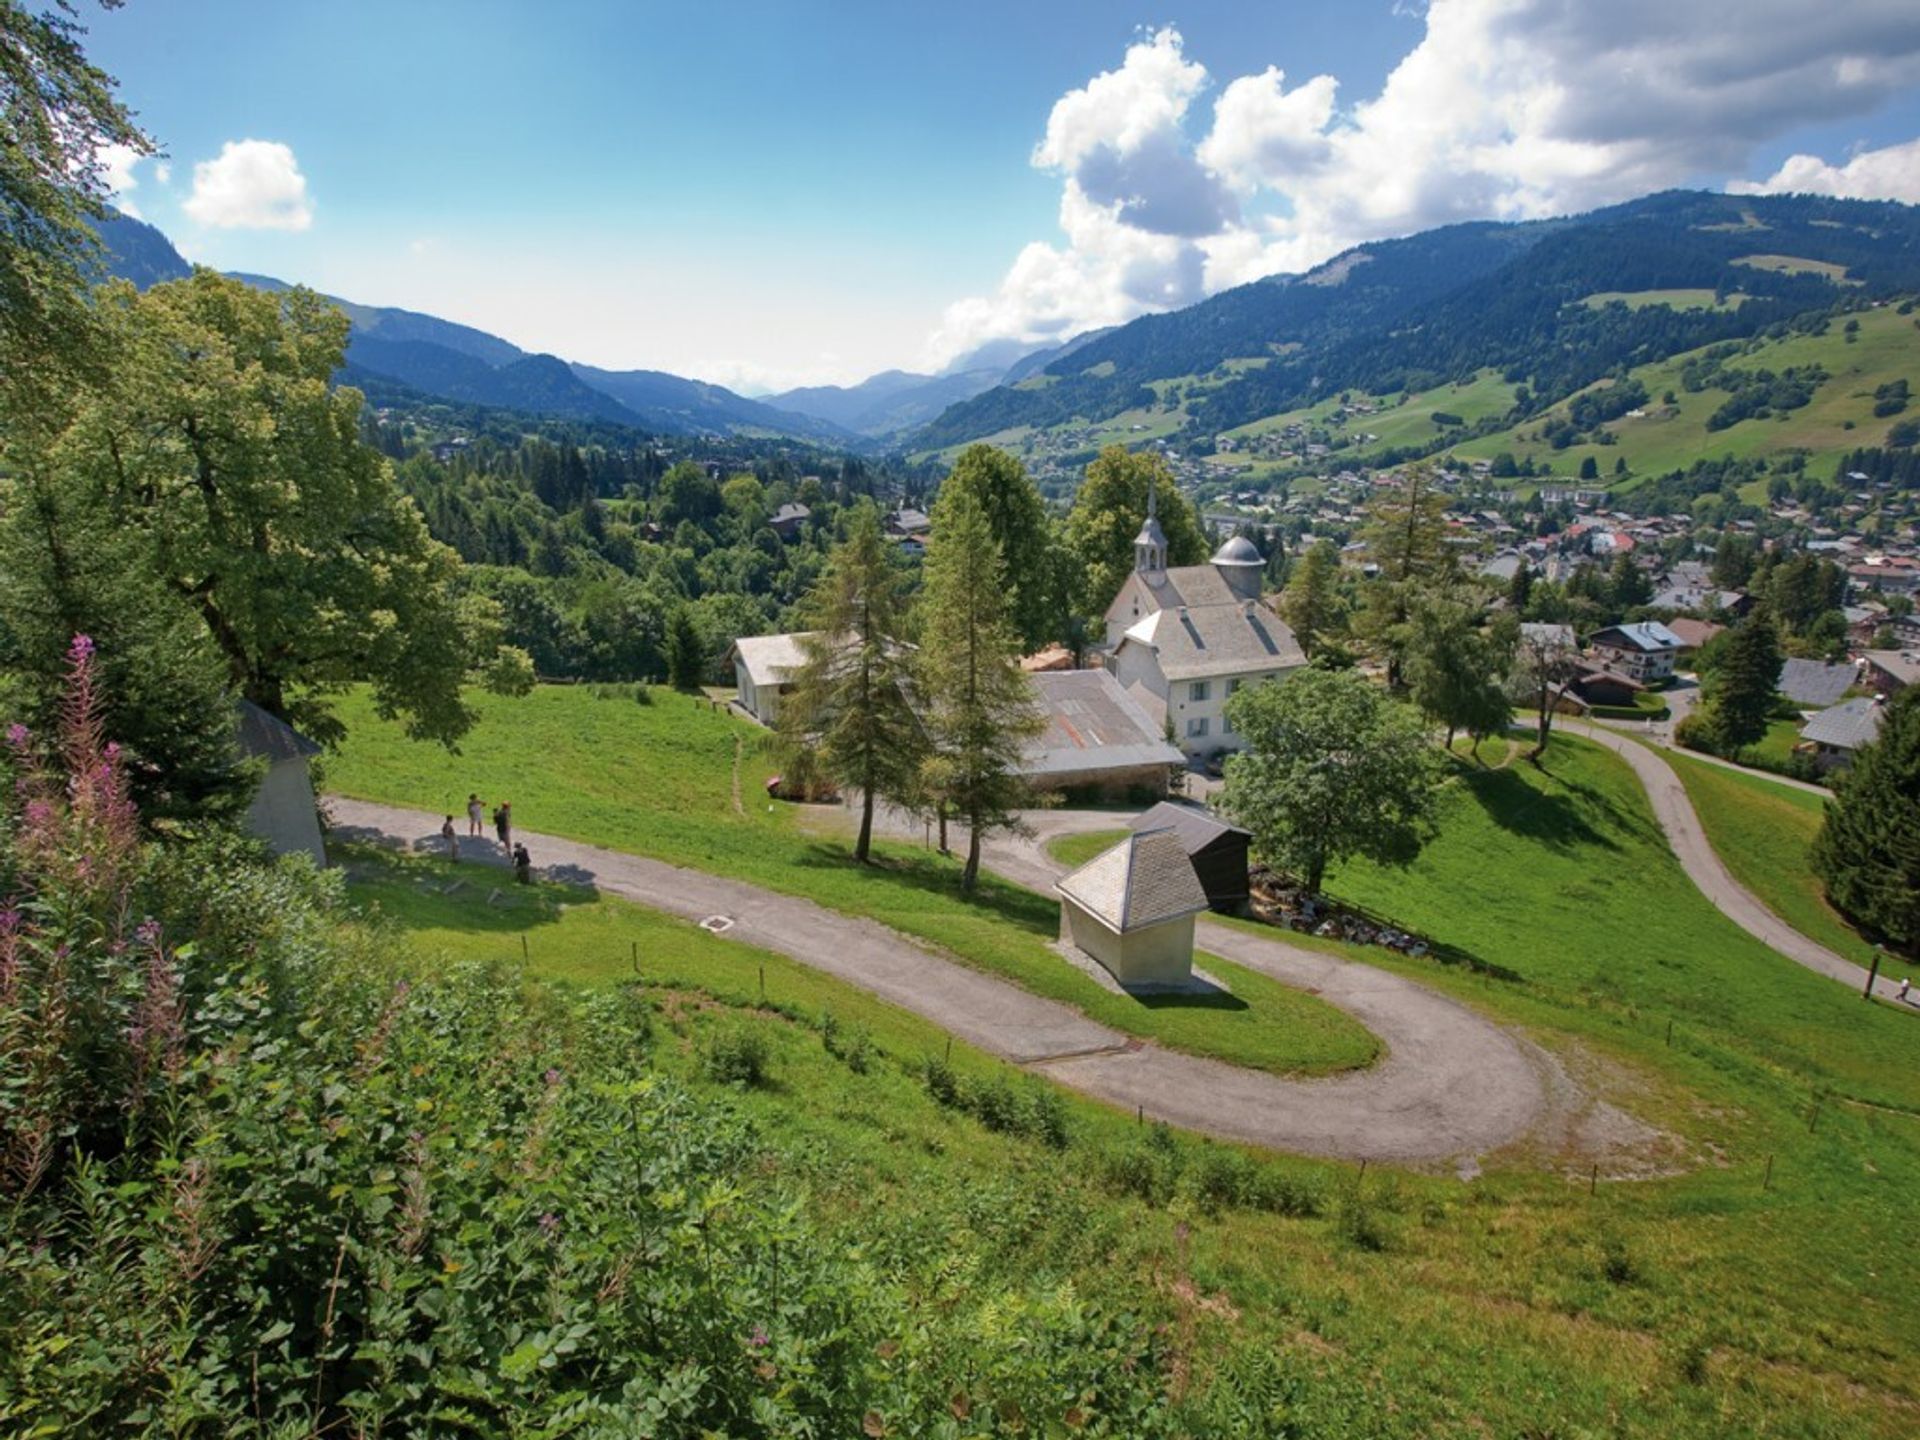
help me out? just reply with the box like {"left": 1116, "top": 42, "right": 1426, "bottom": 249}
{"left": 1732, "top": 137, "right": 1920, "bottom": 203}
{"left": 95, "top": 141, "right": 146, "bottom": 216}
{"left": 184, "top": 140, "right": 314, "bottom": 230}
{"left": 929, "top": 2, "right": 1920, "bottom": 364}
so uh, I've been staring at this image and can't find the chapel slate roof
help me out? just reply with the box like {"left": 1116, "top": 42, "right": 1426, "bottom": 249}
{"left": 1800, "top": 697, "right": 1884, "bottom": 751}
{"left": 1121, "top": 598, "right": 1306, "bottom": 680}
{"left": 1777, "top": 658, "right": 1857, "bottom": 710}
{"left": 1055, "top": 828, "right": 1210, "bottom": 934}
{"left": 235, "top": 700, "right": 322, "bottom": 763}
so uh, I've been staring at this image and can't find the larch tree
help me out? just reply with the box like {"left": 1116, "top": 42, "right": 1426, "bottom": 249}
{"left": 939, "top": 443, "right": 1056, "bottom": 653}
{"left": 777, "top": 504, "right": 924, "bottom": 864}
{"left": 1361, "top": 466, "right": 1454, "bottom": 584}
{"left": 914, "top": 486, "right": 1045, "bottom": 893}
{"left": 1218, "top": 667, "right": 1443, "bottom": 896}
{"left": 1062, "top": 446, "right": 1208, "bottom": 614}
{"left": 1281, "top": 540, "right": 1340, "bottom": 657}
{"left": 1812, "top": 686, "right": 1919, "bottom": 962}
{"left": 18, "top": 270, "right": 533, "bottom": 748}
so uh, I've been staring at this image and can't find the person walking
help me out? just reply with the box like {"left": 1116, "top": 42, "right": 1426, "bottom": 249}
{"left": 500, "top": 800, "right": 514, "bottom": 851}
{"left": 466, "top": 792, "right": 484, "bottom": 838}
{"left": 512, "top": 842, "right": 532, "bottom": 885}
{"left": 1899, "top": 977, "right": 1912, "bottom": 1004}
{"left": 493, "top": 803, "right": 509, "bottom": 849}
{"left": 441, "top": 815, "right": 459, "bottom": 861}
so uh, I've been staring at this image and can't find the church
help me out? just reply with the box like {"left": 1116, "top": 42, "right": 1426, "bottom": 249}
{"left": 1103, "top": 492, "right": 1306, "bottom": 761}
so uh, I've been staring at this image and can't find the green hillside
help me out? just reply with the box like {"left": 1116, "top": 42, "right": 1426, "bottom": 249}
{"left": 1446, "top": 298, "right": 1920, "bottom": 483}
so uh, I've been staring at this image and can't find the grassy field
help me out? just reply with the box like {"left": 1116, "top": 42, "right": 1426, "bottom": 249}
{"left": 1450, "top": 298, "right": 1920, "bottom": 480}
{"left": 1045, "top": 826, "right": 1132, "bottom": 869}
{"left": 336, "top": 718, "right": 1920, "bottom": 1437}
{"left": 1661, "top": 750, "right": 1878, "bottom": 969}
{"left": 1581, "top": 288, "right": 1743, "bottom": 311}
{"left": 1216, "top": 368, "right": 1518, "bottom": 466}
{"left": 325, "top": 685, "right": 1378, "bottom": 1077}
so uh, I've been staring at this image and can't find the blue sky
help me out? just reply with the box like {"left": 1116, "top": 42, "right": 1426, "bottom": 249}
{"left": 88, "top": 1, "right": 1920, "bottom": 391}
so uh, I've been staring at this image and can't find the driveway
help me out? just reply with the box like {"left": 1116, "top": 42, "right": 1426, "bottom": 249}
{"left": 327, "top": 796, "right": 1648, "bottom": 1169}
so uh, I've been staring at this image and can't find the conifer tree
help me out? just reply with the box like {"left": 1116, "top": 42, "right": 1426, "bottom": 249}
{"left": 665, "top": 606, "right": 705, "bottom": 690}
{"left": 1507, "top": 559, "right": 1534, "bottom": 614}
{"left": 1362, "top": 466, "right": 1453, "bottom": 582}
{"left": 1281, "top": 540, "right": 1339, "bottom": 657}
{"left": 778, "top": 505, "right": 924, "bottom": 864}
{"left": 1812, "top": 686, "right": 1920, "bottom": 961}
{"left": 914, "top": 487, "right": 1045, "bottom": 892}
{"left": 1706, "top": 609, "right": 1782, "bottom": 755}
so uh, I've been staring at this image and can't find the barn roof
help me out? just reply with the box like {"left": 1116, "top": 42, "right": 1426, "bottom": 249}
{"left": 1024, "top": 670, "right": 1184, "bottom": 778}
{"left": 1055, "top": 828, "right": 1209, "bottom": 935}
{"left": 1127, "top": 801, "right": 1249, "bottom": 855}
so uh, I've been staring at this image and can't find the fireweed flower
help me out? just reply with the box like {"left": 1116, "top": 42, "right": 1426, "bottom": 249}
{"left": 747, "top": 1325, "right": 770, "bottom": 1350}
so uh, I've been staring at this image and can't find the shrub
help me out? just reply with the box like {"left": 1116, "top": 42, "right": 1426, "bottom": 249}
{"left": 701, "top": 1022, "right": 773, "bottom": 1086}
{"left": 820, "top": 1009, "right": 877, "bottom": 1074}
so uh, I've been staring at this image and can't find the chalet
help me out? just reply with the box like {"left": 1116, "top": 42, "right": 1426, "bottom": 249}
{"left": 1799, "top": 697, "right": 1884, "bottom": 773}
{"left": 1055, "top": 829, "right": 1210, "bottom": 990}
{"left": 1861, "top": 649, "right": 1920, "bottom": 694}
{"left": 236, "top": 701, "right": 326, "bottom": 866}
{"left": 768, "top": 502, "right": 811, "bottom": 539}
{"left": 1664, "top": 617, "right": 1725, "bottom": 658}
{"left": 1777, "top": 658, "right": 1857, "bottom": 710}
{"left": 729, "top": 631, "right": 817, "bottom": 727}
{"left": 1566, "top": 664, "right": 1645, "bottom": 709}
{"left": 885, "top": 507, "right": 931, "bottom": 540}
{"left": 1127, "top": 802, "right": 1251, "bottom": 913}
{"left": 1587, "top": 621, "right": 1685, "bottom": 683}
{"left": 1103, "top": 496, "right": 1305, "bottom": 760}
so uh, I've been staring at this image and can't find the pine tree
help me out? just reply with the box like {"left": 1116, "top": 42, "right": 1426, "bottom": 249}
{"left": 1812, "top": 687, "right": 1920, "bottom": 961}
{"left": 914, "top": 488, "right": 1046, "bottom": 892}
{"left": 1708, "top": 610, "right": 1782, "bottom": 755}
{"left": 1281, "top": 540, "right": 1339, "bottom": 657}
{"left": 1507, "top": 559, "right": 1534, "bottom": 614}
{"left": 778, "top": 506, "right": 924, "bottom": 864}
{"left": 665, "top": 606, "right": 705, "bottom": 690}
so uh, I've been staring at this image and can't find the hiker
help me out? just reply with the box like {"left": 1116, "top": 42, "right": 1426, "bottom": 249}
{"left": 493, "top": 803, "right": 509, "bottom": 848}
{"left": 466, "top": 792, "right": 484, "bottom": 837}
{"left": 441, "top": 815, "right": 459, "bottom": 861}
{"left": 513, "top": 842, "right": 532, "bottom": 885}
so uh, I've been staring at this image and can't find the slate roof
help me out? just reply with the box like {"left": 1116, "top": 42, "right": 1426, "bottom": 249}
{"left": 1023, "top": 670, "right": 1184, "bottom": 778}
{"left": 731, "top": 631, "right": 820, "bottom": 688}
{"left": 1127, "top": 801, "right": 1249, "bottom": 855}
{"left": 1055, "top": 828, "right": 1210, "bottom": 934}
{"left": 1130, "top": 563, "right": 1241, "bottom": 611}
{"left": 1863, "top": 650, "right": 1920, "bottom": 688}
{"left": 1665, "top": 617, "right": 1725, "bottom": 650}
{"left": 1590, "top": 621, "right": 1685, "bottom": 653}
{"left": 1800, "top": 697, "right": 1884, "bottom": 751}
{"left": 1120, "top": 597, "right": 1306, "bottom": 681}
{"left": 235, "top": 700, "right": 321, "bottom": 763}
{"left": 769, "top": 502, "right": 811, "bottom": 526}
{"left": 1777, "top": 658, "right": 1857, "bottom": 709}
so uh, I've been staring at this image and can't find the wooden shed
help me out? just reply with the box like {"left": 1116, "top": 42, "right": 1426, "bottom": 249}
{"left": 1054, "top": 829, "right": 1209, "bottom": 989}
{"left": 1127, "top": 802, "right": 1251, "bottom": 913}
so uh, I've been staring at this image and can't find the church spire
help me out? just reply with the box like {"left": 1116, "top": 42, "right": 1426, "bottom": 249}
{"left": 1133, "top": 483, "right": 1168, "bottom": 576}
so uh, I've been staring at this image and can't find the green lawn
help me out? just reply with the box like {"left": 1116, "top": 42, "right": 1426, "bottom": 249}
{"left": 1661, "top": 750, "right": 1877, "bottom": 968}
{"left": 332, "top": 736, "right": 1920, "bottom": 1438}
{"left": 1581, "top": 288, "right": 1743, "bottom": 311}
{"left": 325, "top": 685, "right": 1378, "bottom": 1077}
{"left": 1045, "top": 827, "right": 1132, "bottom": 869}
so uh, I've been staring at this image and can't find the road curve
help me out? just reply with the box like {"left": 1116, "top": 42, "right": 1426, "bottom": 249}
{"left": 1563, "top": 724, "right": 1901, "bottom": 1001}
{"left": 326, "top": 795, "right": 1614, "bottom": 1167}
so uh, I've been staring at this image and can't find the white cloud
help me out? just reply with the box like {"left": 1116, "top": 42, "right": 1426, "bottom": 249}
{"left": 930, "top": 2, "right": 1920, "bottom": 364}
{"left": 1732, "top": 137, "right": 1920, "bottom": 203}
{"left": 184, "top": 140, "right": 314, "bottom": 231}
{"left": 96, "top": 141, "right": 145, "bottom": 216}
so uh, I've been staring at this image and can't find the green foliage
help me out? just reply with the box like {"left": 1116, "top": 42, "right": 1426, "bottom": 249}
{"left": 1219, "top": 668, "right": 1444, "bottom": 894}
{"left": 1404, "top": 591, "right": 1514, "bottom": 745}
{"left": 940, "top": 443, "right": 1058, "bottom": 650}
{"left": 1813, "top": 686, "right": 1920, "bottom": 958}
{"left": 1062, "top": 446, "right": 1208, "bottom": 612}
{"left": 1361, "top": 467, "right": 1454, "bottom": 583}
{"left": 915, "top": 484, "right": 1046, "bottom": 890}
{"left": 664, "top": 604, "right": 705, "bottom": 690}
{"left": 918, "top": 1055, "right": 1070, "bottom": 1150}
{"left": 701, "top": 1021, "right": 774, "bottom": 1085}
{"left": 3, "top": 270, "right": 532, "bottom": 749}
{"left": 1702, "top": 610, "right": 1783, "bottom": 754}
{"left": 778, "top": 504, "right": 925, "bottom": 862}
{"left": 1281, "top": 539, "right": 1340, "bottom": 657}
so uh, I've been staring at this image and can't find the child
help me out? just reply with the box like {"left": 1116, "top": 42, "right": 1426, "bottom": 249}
{"left": 441, "top": 815, "right": 459, "bottom": 861}
{"left": 467, "top": 792, "right": 484, "bottom": 837}
{"left": 513, "top": 842, "right": 532, "bottom": 885}
{"left": 493, "top": 804, "right": 509, "bottom": 847}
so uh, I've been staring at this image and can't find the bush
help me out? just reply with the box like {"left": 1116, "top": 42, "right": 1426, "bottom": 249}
{"left": 701, "top": 1022, "right": 773, "bottom": 1086}
{"left": 819, "top": 1009, "right": 876, "bottom": 1073}
{"left": 918, "top": 1056, "right": 1071, "bottom": 1149}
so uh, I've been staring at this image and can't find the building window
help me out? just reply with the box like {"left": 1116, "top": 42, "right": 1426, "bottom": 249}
{"left": 1189, "top": 681, "right": 1210, "bottom": 702}
{"left": 1222, "top": 714, "right": 1235, "bottom": 735}
{"left": 1186, "top": 717, "right": 1209, "bottom": 739}
{"left": 1227, "top": 678, "right": 1240, "bottom": 695}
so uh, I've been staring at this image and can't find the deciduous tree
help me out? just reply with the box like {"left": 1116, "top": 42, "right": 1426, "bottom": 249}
{"left": 939, "top": 443, "right": 1057, "bottom": 653}
{"left": 1219, "top": 668, "right": 1443, "bottom": 895}
{"left": 1063, "top": 446, "right": 1207, "bottom": 614}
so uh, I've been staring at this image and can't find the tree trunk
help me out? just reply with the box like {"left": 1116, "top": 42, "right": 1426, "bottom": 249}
{"left": 937, "top": 804, "right": 948, "bottom": 855}
{"left": 855, "top": 787, "right": 874, "bottom": 863}
{"left": 1306, "top": 854, "right": 1327, "bottom": 897}
{"left": 963, "top": 818, "right": 982, "bottom": 893}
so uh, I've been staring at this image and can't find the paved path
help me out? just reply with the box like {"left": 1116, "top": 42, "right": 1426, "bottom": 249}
{"left": 1560, "top": 723, "right": 1903, "bottom": 1002}
{"left": 327, "top": 796, "right": 1633, "bottom": 1168}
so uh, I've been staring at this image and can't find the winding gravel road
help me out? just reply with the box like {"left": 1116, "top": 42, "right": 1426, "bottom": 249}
{"left": 328, "top": 796, "right": 1643, "bottom": 1168}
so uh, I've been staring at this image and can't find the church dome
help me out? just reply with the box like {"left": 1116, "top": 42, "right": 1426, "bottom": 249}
{"left": 1211, "top": 535, "right": 1263, "bottom": 566}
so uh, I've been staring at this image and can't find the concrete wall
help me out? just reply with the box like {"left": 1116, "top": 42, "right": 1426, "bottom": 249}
{"left": 246, "top": 758, "right": 326, "bottom": 867}
{"left": 1161, "top": 668, "right": 1299, "bottom": 759}
{"left": 1060, "top": 899, "right": 1195, "bottom": 988}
